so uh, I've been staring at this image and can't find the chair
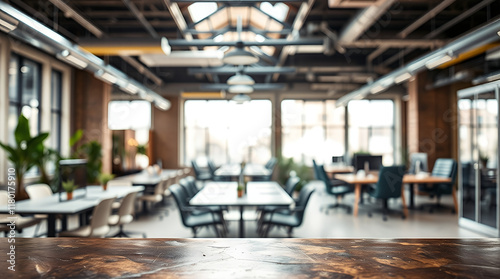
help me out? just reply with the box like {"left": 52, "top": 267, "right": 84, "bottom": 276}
{"left": 105, "top": 180, "right": 133, "bottom": 210}
{"left": 256, "top": 175, "right": 301, "bottom": 229}
{"left": 366, "top": 165, "right": 406, "bottom": 221}
{"left": 0, "top": 191, "right": 42, "bottom": 237}
{"left": 253, "top": 157, "right": 277, "bottom": 181}
{"left": 169, "top": 184, "right": 226, "bottom": 237}
{"left": 313, "top": 160, "right": 353, "bottom": 214}
{"left": 59, "top": 197, "right": 115, "bottom": 237}
{"left": 191, "top": 160, "right": 212, "bottom": 182}
{"left": 418, "top": 158, "right": 458, "bottom": 213}
{"left": 108, "top": 192, "right": 146, "bottom": 238}
{"left": 138, "top": 181, "right": 164, "bottom": 213}
{"left": 259, "top": 184, "right": 315, "bottom": 237}
{"left": 25, "top": 183, "right": 54, "bottom": 236}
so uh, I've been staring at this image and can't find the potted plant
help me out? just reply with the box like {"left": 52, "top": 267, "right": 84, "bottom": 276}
{"left": 237, "top": 184, "right": 245, "bottom": 198}
{"left": 0, "top": 115, "right": 49, "bottom": 200}
{"left": 98, "top": 173, "right": 115, "bottom": 191}
{"left": 62, "top": 179, "right": 78, "bottom": 200}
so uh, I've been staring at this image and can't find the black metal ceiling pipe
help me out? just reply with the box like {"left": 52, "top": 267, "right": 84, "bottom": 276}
{"left": 188, "top": 67, "right": 296, "bottom": 75}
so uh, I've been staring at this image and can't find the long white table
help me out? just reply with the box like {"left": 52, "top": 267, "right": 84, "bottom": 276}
{"left": 214, "top": 164, "right": 271, "bottom": 180}
{"left": 114, "top": 169, "right": 179, "bottom": 187}
{"left": 190, "top": 181, "right": 293, "bottom": 237}
{"left": 0, "top": 186, "right": 144, "bottom": 237}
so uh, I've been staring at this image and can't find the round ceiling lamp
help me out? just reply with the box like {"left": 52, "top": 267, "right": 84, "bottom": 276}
{"left": 227, "top": 73, "right": 255, "bottom": 85}
{"left": 222, "top": 47, "right": 259, "bottom": 65}
{"left": 232, "top": 93, "right": 251, "bottom": 104}
{"left": 228, "top": 84, "right": 254, "bottom": 94}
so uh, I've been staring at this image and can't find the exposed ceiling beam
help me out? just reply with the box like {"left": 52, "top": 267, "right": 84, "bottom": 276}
{"left": 185, "top": 27, "right": 292, "bottom": 35}
{"left": 380, "top": 0, "right": 496, "bottom": 67}
{"left": 343, "top": 39, "right": 445, "bottom": 48}
{"left": 188, "top": 4, "right": 226, "bottom": 28}
{"left": 338, "top": 0, "right": 395, "bottom": 44}
{"left": 46, "top": 0, "right": 164, "bottom": 86}
{"left": 48, "top": 0, "right": 104, "bottom": 38}
{"left": 165, "top": 38, "right": 325, "bottom": 47}
{"left": 188, "top": 67, "right": 296, "bottom": 75}
{"left": 272, "top": 0, "right": 316, "bottom": 81}
{"left": 119, "top": 55, "right": 163, "bottom": 86}
{"left": 201, "top": 83, "right": 286, "bottom": 90}
{"left": 367, "top": 0, "right": 456, "bottom": 64}
{"left": 171, "top": 0, "right": 307, "bottom": 2}
{"left": 122, "top": 0, "right": 159, "bottom": 38}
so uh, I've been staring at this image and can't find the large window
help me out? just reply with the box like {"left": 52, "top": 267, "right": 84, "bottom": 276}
{"left": 281, "top": 100, "right": 345, "bottom": 166}
{"left": 348, "top": 100, "right": 395, "bottom": 165}
{"left": 184, "top": 100, "right": 272, "bottom": 166}
{"left": 50, "top": 70, "right": 62, "bottom": 152}
{"left": 8, "top": 53, "right": 42, "bottom": 145}
{"left": 281, "top": 99, "right": 396, "bottom": 166}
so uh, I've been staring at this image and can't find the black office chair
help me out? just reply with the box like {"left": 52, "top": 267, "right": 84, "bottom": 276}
{"left": 191, "top": 160, "right": 212, "bottom": 182}
{"left": 418, "top": 158, "right": 457, "bottom": 213}
{"left": 259, "top": 184, "right": 315, "bottom": 237}
{"left": 253, "top": 157, "right": 277, "bottom": 181}
{"left": 313, "top": 160, "right": 353, "bottom": 214}
{"left": 366, "top": 165, "right": 406, "bottom": 221}
{"left": 256, "top": 175, "right": 301, "bottom": 230}
{"left": 170, "top": 184, "right": 226, "bottom": 237}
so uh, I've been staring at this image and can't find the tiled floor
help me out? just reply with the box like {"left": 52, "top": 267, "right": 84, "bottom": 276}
{"left": 7, "top": 181, "right": 487, "bottom": 239}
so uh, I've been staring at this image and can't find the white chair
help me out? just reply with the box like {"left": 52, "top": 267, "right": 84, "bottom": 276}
{"left": 25, "top": 183, "right": 53, "bottom": 236}
{"left": 58, "top": 197, "right": 115, "bottom": 238}
{"left": 138, "top": 181, "right": 164, "bottom": 213}
{"left": 0, "top": 191, "right": 41, "bottom": 237}
{"left": 106, "top": 180, "right": 133, "bottom": 209}
{"left": 108, "top": 192, "right": 146, "bottom": 238}
{"left": 25, "top": 183, "right": 52, "bottom": 200}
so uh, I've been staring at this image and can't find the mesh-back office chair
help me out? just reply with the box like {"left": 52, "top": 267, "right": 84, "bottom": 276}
{"left": 170, "top": 184, "right": 226, "bottom": 237}
{"left": 313, "top": 160, "right": 353, "bottom": 214}
{"left": 419, "top": 158, "right": 458, "bottom": 213}
{"left": 108, "top": 192, "right": 146, "bottom": 238}
{"left": 253, "top": 157, "right": 278, "bottom": 181}
{"left": 0, "top": 191, "right": 41, "bottom": 237}
{"left": 59, "top": 197, "right": 115, "bottom": 237}
{"left": 259, "top": 184, "right": 315, "bottom": 237}
{"left": 366, "top": 165, "right": 406, "bottom": 221}
{"left": 191, "top": 160, "right": 212, "bottom": 182}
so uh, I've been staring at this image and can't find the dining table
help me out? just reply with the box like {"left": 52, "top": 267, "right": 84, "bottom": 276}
{"left": 0, "top": 186, "right": 144, "bottom": 237}
{"left": 334, "top": 173, "right": 453, "bottom": 217}
{"left": 114, "top": 169, "right": 179, "bottom": 188}
{"left": 189, "top": 181, "right": 294, "bottom": 237}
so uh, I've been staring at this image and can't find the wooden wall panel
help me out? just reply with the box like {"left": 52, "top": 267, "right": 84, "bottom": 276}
{"left": 152, "top": 96, "right": 180, "bottom": 169}
{"left": 72, "top": 70, "right": 112, "bottom": 173}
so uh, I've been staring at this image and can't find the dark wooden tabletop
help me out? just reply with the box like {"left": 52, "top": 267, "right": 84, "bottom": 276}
{"left": 2, "top": 238, "right": 499, "bottom": 278}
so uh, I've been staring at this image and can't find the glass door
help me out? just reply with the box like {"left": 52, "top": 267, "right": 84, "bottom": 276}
{"left": 476, "top": 91, "right": 498, "bottom": 228}
{"left": 458, "top": 97, "right": 476, "bottom": 222}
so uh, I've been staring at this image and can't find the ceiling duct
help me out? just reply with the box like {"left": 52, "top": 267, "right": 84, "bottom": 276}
{"left": 0, "top": 2, "right": 170, "bottom": 110}
{"left": 337, "top": 18, "right": 500, "bottom": 107}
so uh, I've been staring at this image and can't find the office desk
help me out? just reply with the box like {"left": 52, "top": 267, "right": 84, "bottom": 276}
{"left": 3, "top": 238, "right": 499, "bottom": 278}
{"left": 190, "top": 181, "right": 293, "bottom": 237}
{"left": 0, "top": 186, "right": 143, "bottom": 237}
{"left": 335, "top": 174, "right": 452, "bottom": 217}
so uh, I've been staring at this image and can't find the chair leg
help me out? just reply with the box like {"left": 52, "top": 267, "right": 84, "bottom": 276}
{"left": 287, "top": 227, "right": 293, "bottom": 237}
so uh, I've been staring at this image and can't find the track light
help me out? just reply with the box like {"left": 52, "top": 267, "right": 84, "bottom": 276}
{"left": 95, "top": 70, "right": 117, "bottom": 84}
{"left": 0, "top": 12, "right": 17, "bottom": 32}
{"left": 394, "top": 72, "right": 412, "bottom": 84}
{"left": 57, "top": 50, "right": 88, "bottom": 69}
{"left": 425, "top": 53, "right": 453, "bottom": 69}
{"left": 370, "top": 85, "right": 387, "bottom": 94}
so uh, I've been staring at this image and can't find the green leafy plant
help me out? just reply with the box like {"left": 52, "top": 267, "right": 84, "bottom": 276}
{"left": 70, "top": 130, "right": 103, "bottom": 184}
{"left": 98, "top": 173, "right": 115, "bottom": 185}
{"left": 276, "top": 152, "right": 313, "bottom": 192}
{"left": 0, "top": 115, "right": 49, "bottom": 200}
{"left": 136, "top": 144, "right": 147, "bottom": 155}
{"left": 62, "top": 179, "right": 78, "bottom": 193}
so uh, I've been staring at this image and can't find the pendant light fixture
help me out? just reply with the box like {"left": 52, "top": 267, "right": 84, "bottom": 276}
{"left": 222, "top": 16, "right": 258, "bottom": 65}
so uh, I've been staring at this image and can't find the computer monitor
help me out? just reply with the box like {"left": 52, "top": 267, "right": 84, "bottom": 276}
{"left": 352, "top": 154, "right": 383, "bottom": 171}
{"left": 408, "top": 153, "right": 428, "bottom": 174}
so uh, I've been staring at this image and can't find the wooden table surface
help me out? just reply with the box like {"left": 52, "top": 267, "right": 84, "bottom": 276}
{"left": 2, "top": 238, "right": 499, "bottom": 278}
